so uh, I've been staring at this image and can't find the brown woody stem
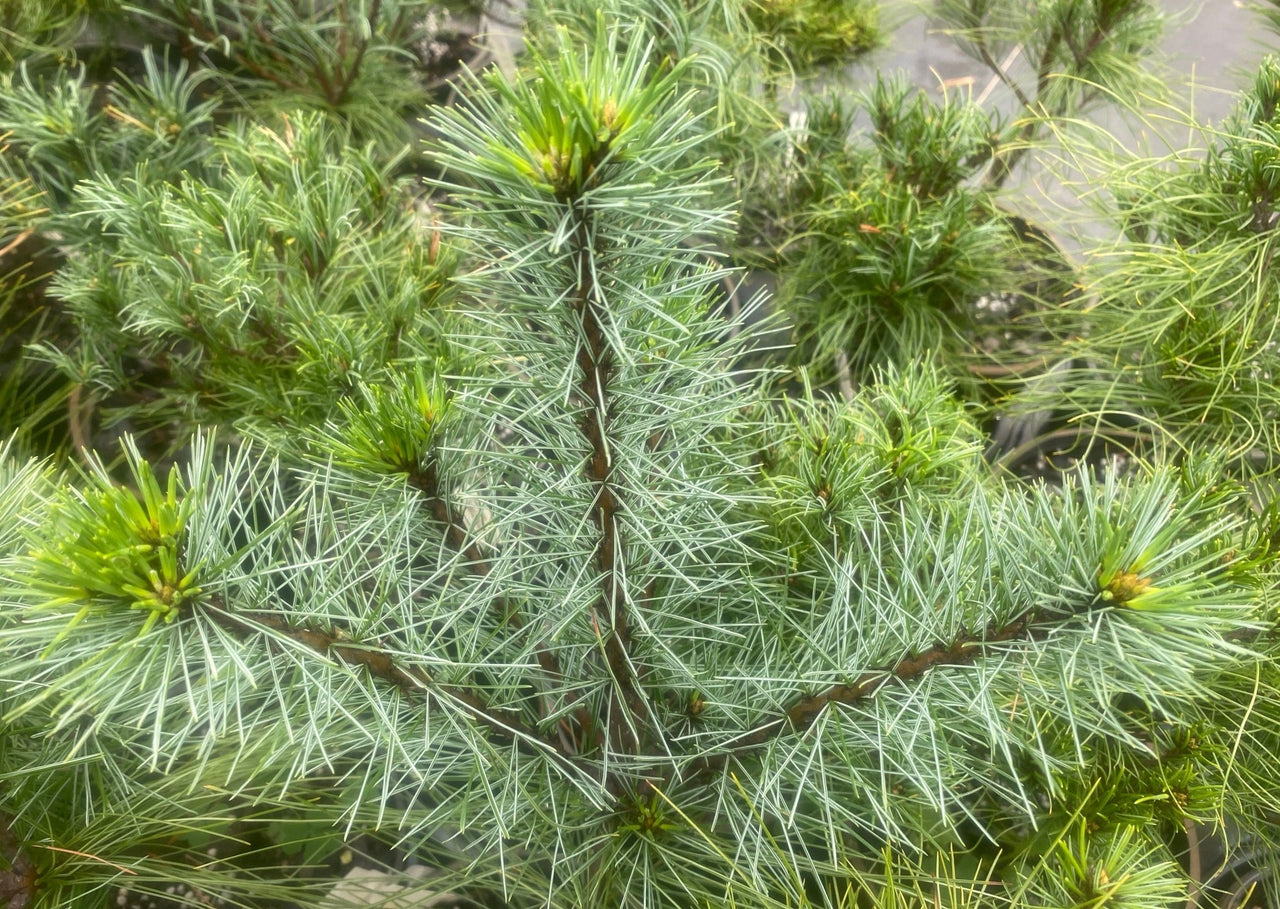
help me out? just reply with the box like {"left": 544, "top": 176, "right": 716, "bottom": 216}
{"left": 570, "top": 204, "right": 648, "bottom": 760}
{"left": 333, "top": 0, "right": 381, "bottom": 106}
{"left": 407, "top": 463, "right": 596, "bottom": 751}
{"left": 199, "top": 596, "right": 575, "bottom": 767}
{"left": 696, "top": 610, "right": 1046, "bottom": 774}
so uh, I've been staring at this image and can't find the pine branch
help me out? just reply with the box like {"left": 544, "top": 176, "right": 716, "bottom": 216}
{"left": 971, "top": 33, "right": 1034, "bottom": 110}
{"left": 332, "top": 0, "right": 382, "bottom": 106}
{"left": 198, "top": 594, "right": 583, "bottom": 773}
{"left": 408, "top": 457, "right": 597, "bottom": 754}
{"left": 407, "top": 460, "right": 492, "bottom": 573}
{"left": 697, "top": 607, "right": 1055, "bottom": 772}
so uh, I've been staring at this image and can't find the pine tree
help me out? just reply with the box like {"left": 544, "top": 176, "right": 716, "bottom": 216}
{"left": 1, "top": 3, "right": 1279, "bottom": 909}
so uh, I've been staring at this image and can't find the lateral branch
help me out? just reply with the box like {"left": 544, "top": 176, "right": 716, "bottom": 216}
{"left": 199, "top": 596, "right": 574, "bottom": 770}
{"left": 408, "top": 460, "right": 494, "bottom": 576}
{"left": 697, "top": 610, "right": 1044, "bottom": 773}
{"left": 409, "top": 459, "right": 596, "bottom": 752}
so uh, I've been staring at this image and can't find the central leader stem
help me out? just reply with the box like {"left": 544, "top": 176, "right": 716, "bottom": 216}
{"left": 570, "top": 205, "right": 647, "bottom": 762}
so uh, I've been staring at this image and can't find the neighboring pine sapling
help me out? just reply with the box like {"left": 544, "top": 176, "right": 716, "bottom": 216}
{"left": 746, "top": 0, "right": 880, "bottom": 72}
{"left": 0, "top": 50, "right": 217, "bottom": 213}
{"left": 1017, "top": 56, "right": 1280, "bottom": 473}
{"left": 767, "top": 0, "right": 1164, "bottom": 400}
{"left": 933, "top": 0, "right": 1164, "bottom": 189}
{"left": 776, "top": 78, "right": 1028, "bottom": 388}
{"left": 15, "top": 96, "right": 453, "bottom": 447}
{"left": 128, "top": 0, "right": 435, "bottom": 147}
{"left": 0, "top": 0, "right": 110, "bottom": 68}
